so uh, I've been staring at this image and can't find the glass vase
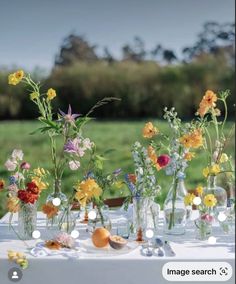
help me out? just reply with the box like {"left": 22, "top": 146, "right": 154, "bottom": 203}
{"left": 133, "top": 197, "right": 149, "bottom": 242}
{"left": 164, "top": 177, "right": 187, "bottom": 235}
{"left": 195, "top": 219, "right": 212, "bottom": 240}
{"left": 58, "top": 206, "right": 76, "bottom": 233}
{"left": 147, "top": 200, "right": 160, "bottom": 234}
{"left": 18, "top": 202, "right": 37, "bottom": 240}
{"left": 46, "top": 179, "right": 68, "bottom": 230}
{"left": 87, "top": 205, "right": 112, "bottom": 234}
{"left": 205, "top": 175, "right": 227, "bottom": 213}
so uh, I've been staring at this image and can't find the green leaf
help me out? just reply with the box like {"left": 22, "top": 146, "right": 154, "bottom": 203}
{"left": 75, "top": 117, "right": 94, "bottom": 129}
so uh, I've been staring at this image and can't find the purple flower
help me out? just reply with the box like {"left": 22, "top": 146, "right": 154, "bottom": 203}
{"left": 64, "top": 137, "right": 85, "bottom": 157}
{"left": 113, "top": 168, "right": 122, "bottom": 176}
{"left": 59, "top": 105, "right": 81, "bottom": 124}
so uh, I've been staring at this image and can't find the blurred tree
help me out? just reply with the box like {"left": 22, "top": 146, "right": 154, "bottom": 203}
{"left": 55, "top": 34, "right": 98, "bottom": 66}
{"left": 122, "top": 36, "right": 146, "bottom": 62}
{"left": 182, "top": 22, "right": 235, "bottom": 63}
{"left": 151, "top": 44, "right": 177, "bottom": 63}
{"left": 103, "top": 47, "right": 115, "bottom": 63}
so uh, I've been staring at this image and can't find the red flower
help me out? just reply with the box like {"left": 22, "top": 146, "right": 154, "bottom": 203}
{"left": 157, "top": 154, "right": 170, "bottom": 168}
{"left": 18, "top": 190, "right": 38, "bottom": 204}
{"left": 27, "top": 182, "right": 39, "bottom": 195}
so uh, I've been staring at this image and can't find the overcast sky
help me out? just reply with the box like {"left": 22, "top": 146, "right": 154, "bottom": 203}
{"left": 0, "top": 0, "right": 234, "bottom": 70}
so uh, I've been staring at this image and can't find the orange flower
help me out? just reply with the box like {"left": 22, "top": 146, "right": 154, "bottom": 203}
{"left": 7, "top": 197, "right": 20, "bottom": 213}
{"left": 147, "top": 146, "right": 161, "bottom": 170}
{"left": 184, "top": 152, "right": 195, "bottom": 161}
{"left": 179, "top": 134, "right": 192, "bottom": 148}
{"left": 42, "top": 202, "right": 59, "bottom": 219}
{"left": 189, "top": 129, "right": 203, "bottom": 148}
{"left": 197, "top": 90, "right": 217, "bottom": 117}
{"left": 142, "top": 122, "right": 158, "bottom": 138}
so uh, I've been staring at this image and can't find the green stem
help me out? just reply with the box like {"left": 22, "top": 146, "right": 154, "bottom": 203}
{"left": 168, "top": 175, "right": 178, "bottom": 230}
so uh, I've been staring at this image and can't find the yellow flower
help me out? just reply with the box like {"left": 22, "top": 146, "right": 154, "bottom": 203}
{"left": 8, "top": 70, "right": 24, "bottom": 85}
{"left": 203, "top": 194, "right": 217, "bottom": 207}
{"left": 184, "top": 152, "right": 195, "bottom": 161}
{"left": 75, "top": 178, "right": 102, "bottom": 207}
{"left": 184, "top": 193, "right": 195, "bottom": 206}
{"left": 203, "top": 167, "right": 210, "bottom": 178}
{"left": 196, "top": 185, "right": 204, "bottom": 196}
{"left": 179, "top": 134, "right": 192, "bottom": 148}
{"left": 203, "top": 164, "right": 221, "bottom": 177}
{"left": 32, "top": 177, "right": 48, "bottom": 192}
{"left": 8, "top": 250, "right": 18, "bottom": 261}
{"left": 15, "top": 70, "right": 24, "bottom": 81}
{"left": 142, "top": 122, "right": 158, "bottom": 138}
{"left": 220, "top": 153, "right": 229, "bottom": 163}
{"left": 7, "top": 197, "right": 20, "bottom": 213}
{"left": 211, "top": 164, "right": 221, "bottom": 175}
{"left": 8, "top": 73, "right": 19, "bottom": 85}
{"left": 33, "top": 167, "right": 46, "bottom": 177}
{"left": 30, "top": 92, "right": 39, "bottom": 100}
{"left": 47, "top": 88, "right": 56, "bottom": 101}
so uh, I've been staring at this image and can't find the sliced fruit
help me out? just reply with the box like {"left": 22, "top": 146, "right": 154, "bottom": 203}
{"left": 108, "top": 235, "right": 127, "bottom": 250}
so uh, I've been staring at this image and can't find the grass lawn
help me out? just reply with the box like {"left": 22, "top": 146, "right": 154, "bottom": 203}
{"left": 0, "top": 120, "right": 235, "bottom": 217}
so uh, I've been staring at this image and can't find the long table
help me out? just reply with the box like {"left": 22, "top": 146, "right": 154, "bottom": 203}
{"left": 0, "top": 211, "right": 235, "bottom": 284}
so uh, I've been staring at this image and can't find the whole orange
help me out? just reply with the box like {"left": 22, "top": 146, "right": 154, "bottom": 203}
{"left": 92, "top": 227, "right": 110, "bottom": 248}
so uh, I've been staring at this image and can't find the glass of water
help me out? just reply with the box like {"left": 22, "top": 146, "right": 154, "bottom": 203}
{"left": 116, "top": 218, "right": 130, "bottom": 239}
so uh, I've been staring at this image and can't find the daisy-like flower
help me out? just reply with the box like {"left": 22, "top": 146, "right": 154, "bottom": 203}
{"left": 203, "top": 194, "right": 217, "bottom": 207}
{"left": 47, "top": 88, "right": 57, "bottom": 101}
{"left": 42, "top": 202, "right": 59, "bottom": 219}
{"left": 59, "top": 105, "right": 81, "bottom": 125}
{"left": 184, "top": 193, "right": 195, "bottom": 206}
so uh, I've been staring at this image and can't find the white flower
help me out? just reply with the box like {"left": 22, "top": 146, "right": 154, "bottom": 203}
{"left": 82, "top": 138, "right": 93, "bottom": 150}
{"left": 69, "top": 160, "right": 80, "bottom": 170}
{"left": 11, "top": 149, "right": 24, "bottom": 161}
{"left": 4, "top": 159, "right": 17, "bottom": 171}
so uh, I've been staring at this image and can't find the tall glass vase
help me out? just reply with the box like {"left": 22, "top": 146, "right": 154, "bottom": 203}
{"left": 205, "top": 175, "right": 227, "bottom": 213}
{"left": 18, "top": 202, "right": 37, "bottom": 240}
{"left": 164, "top": 177, "right": 187, "bottom": 235}
{"left": 133, "top": 197, "right": 149, "bottom": 242}
{"left": 46, "top": 179, "right": 68, "bottom": 230}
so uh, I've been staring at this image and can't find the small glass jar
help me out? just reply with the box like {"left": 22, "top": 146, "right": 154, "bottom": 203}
{"left": 58, "top": 206, "right": 76, "bottom": 233}
{"left": 195, "top": 219, "right": 212, "bottom": 240}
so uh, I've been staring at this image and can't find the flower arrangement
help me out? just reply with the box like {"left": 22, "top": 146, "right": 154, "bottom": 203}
{"left": 184, "top": 185, "right": 217, "bottom": 240}
{"left": 2, "top": 149, "right": 48, "bottom": 239}
{"left": 8, "top": 70, "right": 118, "bottom": 201}
{"left": 196, "top": 90, "right": 234, "bottom": 210}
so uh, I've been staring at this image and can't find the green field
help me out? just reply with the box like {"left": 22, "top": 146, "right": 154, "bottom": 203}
{"left": 0, "top": 120, "right": 235, "bottom": 217}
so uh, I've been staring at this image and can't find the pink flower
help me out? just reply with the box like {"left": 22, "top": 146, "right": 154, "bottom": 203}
{"left": 55, "top": 232, "right": 75, "bottom": 248}
{"left": 201, "top": 213, "right": 214, "bottom": 223}
{"left": 157, "top": 154, "right": 170, "bottom": 168}
{"left": 20, "top": 162, "right": 31, "bottom": 170}
{"left": 4, "top": 159, "right": 17, "bottom": 171}
{"left": 11, "top": 149, "right": 24, "bottom": 161}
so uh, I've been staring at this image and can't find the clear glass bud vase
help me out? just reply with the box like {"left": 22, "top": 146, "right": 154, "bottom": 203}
{"left": 164, "top": 177, "right": 187, "bottom": 235}
{"left": 46, "top": 179, "right": 68, "bottom": 230}
{"left": 18, "top": 202, "right": 37, "bottom": 240}
{"left": 205, "top": 175, "right": 227, "bottom": 213}
{"left": 58, "top": 206, "right": 76, "bottom": 233}
{"left": 133, "top": 197, "right": 149, "bottom": 242}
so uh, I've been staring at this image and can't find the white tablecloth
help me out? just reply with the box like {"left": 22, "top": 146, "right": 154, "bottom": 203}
{"left": 0, "top": 211, "right": 235, "bottom": 284}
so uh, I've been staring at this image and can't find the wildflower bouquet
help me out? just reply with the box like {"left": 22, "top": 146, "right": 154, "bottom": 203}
{"left": 196, "top": 90, "right": 234, "bottom": 210}
{"left": 2, "top": 149, "right": 48, "bottom": 239}
{"left": 8, "top": 70, "right": 117, "bottom": 202}
{"left": 184, "top": 185, "right": 217, "bottom": 240}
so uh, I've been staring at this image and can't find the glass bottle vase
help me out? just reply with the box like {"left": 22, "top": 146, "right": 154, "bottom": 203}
{"left": 87, "top": 205, "right": 112, "bottom": 234}
{"left": 132, "top": 197, "right": 149, "bottom": 242}
{"left": 58, "top": 206, "right": 76, "bottom": 233}
{"left": 205, "top": 175, "right": 227, "bottom": 213}
{"left": 18, "top": 202, "right": 37, "bottom": 240}
{"left": 164, "top": 177, "right": 187, "bottom": 235}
